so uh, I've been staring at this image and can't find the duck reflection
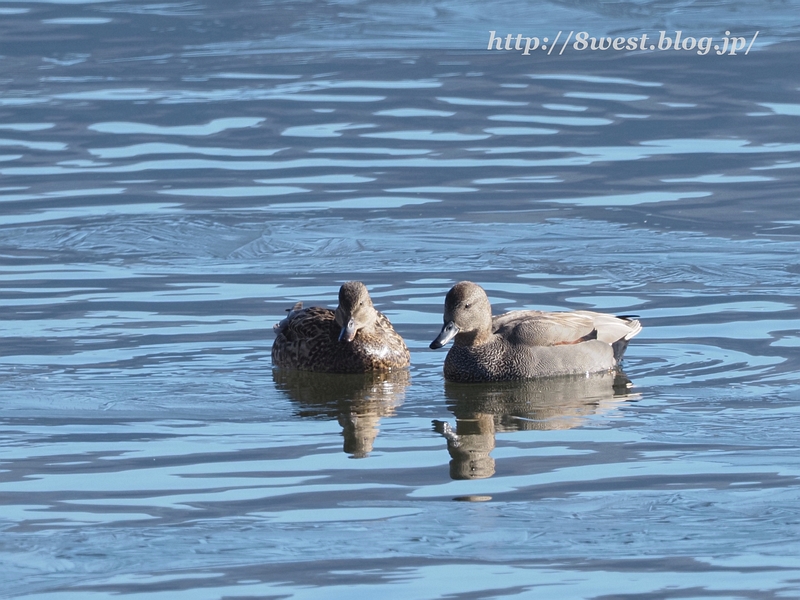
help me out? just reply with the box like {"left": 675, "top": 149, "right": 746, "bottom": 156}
{"left": 273, "top": 369, "right": 410, "bottom": 458}
{"left": 433, "top": 371, "right": 636, "bottom": 480}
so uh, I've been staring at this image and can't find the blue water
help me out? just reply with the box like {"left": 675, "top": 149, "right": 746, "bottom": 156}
{"left": 2, "top": 1, "right": 800, "bottom": 598}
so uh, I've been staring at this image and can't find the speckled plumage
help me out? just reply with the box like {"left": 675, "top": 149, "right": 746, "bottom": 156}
{"left": 272, "top": 282, "right": 410, "bottom": 373}
{"left": 430, "top": 281, "right": 642, "bottom": 383}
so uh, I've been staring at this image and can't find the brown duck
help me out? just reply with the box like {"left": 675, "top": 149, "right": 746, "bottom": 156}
{"left": 272, "top": 281, "right": 410, "bottom": 373}
{"left": 430, "top": 281, "right": 642, "bottom": 382}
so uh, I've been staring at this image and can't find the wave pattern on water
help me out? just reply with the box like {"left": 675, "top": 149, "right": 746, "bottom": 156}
{"left": 2, "top": 3, "right": 800, "bottom": 599}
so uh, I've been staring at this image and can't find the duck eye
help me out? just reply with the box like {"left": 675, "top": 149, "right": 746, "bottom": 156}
{"left": 464, "top": 303, "right": 471, "bottom": 309}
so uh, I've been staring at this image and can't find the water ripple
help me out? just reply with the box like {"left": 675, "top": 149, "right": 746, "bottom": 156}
{"left": 2, "top": 6, "right": 800, "bottom": 598}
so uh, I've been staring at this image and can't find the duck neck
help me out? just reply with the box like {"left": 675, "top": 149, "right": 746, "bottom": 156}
{"left": 455, "top": 327, "right": 492, "bottom": 347}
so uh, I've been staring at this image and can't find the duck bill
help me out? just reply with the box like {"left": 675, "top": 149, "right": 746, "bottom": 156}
{"left": 430, "top": 321, "right": 459, "bottom": 349}
{"left": 339, "top": 318, "right": 357, "bottom": 342}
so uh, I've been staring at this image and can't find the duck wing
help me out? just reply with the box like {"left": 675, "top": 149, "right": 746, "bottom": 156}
{"left": 493, "top": 310, "right": 642, "bottom": 348}
{"left": 493, "top": 310, "right": 598, "bottom": 346}
{"left": 573, "top": 311, "right": 642, "bottom": 344}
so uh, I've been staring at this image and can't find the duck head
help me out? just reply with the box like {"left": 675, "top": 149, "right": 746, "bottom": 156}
{"left": 430, "top": 281, "right": 493, "bottom": 349}
{"left": 335, "top": 281, "right": 378, "bottom": 342}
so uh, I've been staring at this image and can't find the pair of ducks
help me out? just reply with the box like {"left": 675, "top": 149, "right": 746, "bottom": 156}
{"left": 272, "top": 281, "right": 642, "bottom": 383}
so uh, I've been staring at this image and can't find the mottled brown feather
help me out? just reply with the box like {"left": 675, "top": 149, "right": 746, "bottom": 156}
{"left": 272, "top": 283, "right": 410, "bottom": 373}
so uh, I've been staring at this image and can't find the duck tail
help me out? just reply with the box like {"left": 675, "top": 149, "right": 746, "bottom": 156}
{"left": 612, "top": 315, "right": 642, "bottom": 360}
{"left": 274, "top": 301, "right": 304, "bottom": 332}
{"left": 618, "top": 316, "right": 642, "bottom": 340}
{"left": 612, "top": 338, "right": 631, "bottom": 361}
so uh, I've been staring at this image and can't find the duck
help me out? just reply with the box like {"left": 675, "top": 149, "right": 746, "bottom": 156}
{"left": 272, "top": 281, "right": 410, "bottom": 373}
{"left": 429, "top": 281, "right": 641, "bottom": 382}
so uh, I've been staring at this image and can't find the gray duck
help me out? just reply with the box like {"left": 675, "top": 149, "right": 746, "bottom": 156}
{"left": 272, "top": 281, "right": 410, "bottom": 373}
{"left": 430, "top": 281, "right": 642, "bottom": 382}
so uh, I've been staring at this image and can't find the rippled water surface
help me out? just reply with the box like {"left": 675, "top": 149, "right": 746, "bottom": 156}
{"left": 2, "top": 1, "right": 800, "bottom": 598}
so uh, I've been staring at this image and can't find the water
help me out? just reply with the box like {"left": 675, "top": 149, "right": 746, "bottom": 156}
{"left": 2, "top": 1, "right": 800, "bottom": 598}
